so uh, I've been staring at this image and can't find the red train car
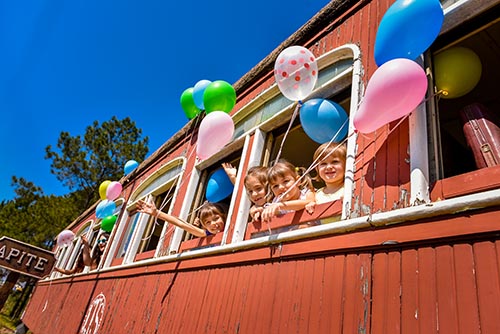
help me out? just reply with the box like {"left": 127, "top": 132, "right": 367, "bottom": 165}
{"left": 23, "top": 0, "right": 500, "bottom": 333}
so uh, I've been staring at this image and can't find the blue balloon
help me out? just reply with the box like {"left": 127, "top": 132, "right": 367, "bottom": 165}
{"left": 96, "top": 200, "right": 116, "bottom": 219}
{"left": 193, "top": 80, "right": 212, "bottom": 110}
{"left": 374, "top": 0, "right": 444, "bottom": 66}
{"left": 299, "top": 98, "right": 348, "bottom": 144}
{"left": 205, "top": 168, "right": 234, "bottom": 203}
{"left": 124, "top": 160, "right": 139, "bottom": 175}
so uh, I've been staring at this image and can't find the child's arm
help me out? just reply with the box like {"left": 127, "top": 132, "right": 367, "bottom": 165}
{"left": 222, "top": 163, "right": 237, "bottom": 184}
{"left": 261, "top": 192, "right": 316, "bottom": 222}
{"left": 136, "top": 200, "right": 207, "bottom": 238}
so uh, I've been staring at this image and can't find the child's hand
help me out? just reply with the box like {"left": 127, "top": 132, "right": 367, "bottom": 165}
{"left": 261, "top": 203, "right": 282, "bottom": 223}
{"left": 222, "top": 163, "right": 237, "bottom": 184}
{"left": 305, "top": 201, "right": 316, "bottom": 214}
{"left": 249, "top": 205, "right": 263, "bottom": 223}
{"left": 193, "top": 217, "right": 201, "bottom": 227}
{"left": 136, "top": 200, "right": 157, "bottom": 216}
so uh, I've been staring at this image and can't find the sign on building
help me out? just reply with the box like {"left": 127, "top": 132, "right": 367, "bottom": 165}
{"left": 0, "top": 237, "right": 55, "bottom": 279}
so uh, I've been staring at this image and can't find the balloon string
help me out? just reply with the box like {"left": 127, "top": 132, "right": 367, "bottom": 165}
{"left": 274, "top": 101, "right": 302, "bottom": 164}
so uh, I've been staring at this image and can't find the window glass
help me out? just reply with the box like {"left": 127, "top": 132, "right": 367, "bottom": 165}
{"left": 138, "top": 188, "right": 175, "bottom": 253}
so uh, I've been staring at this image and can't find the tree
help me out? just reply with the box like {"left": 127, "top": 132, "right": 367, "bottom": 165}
{"left": 45, "top": 116, "right": 149, "bottom": 209}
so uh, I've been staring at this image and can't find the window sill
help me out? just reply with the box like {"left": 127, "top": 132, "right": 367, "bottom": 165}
{"left": 430, "top": 165, "right": 500, "bottom": 201}
{"left": 179, "top": 233, "right": 223, "bottom": 252}
{"left": 246, "top": 200, "right": 343, "bottom": 239}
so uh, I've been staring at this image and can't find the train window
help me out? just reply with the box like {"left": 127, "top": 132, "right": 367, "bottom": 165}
{"left": 427, "top": 10, "right": 500, "bottom": 199}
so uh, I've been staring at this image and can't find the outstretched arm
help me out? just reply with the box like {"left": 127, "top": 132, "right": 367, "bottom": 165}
{"left": 136, "top": 200, "right": 207, "bottom": 238}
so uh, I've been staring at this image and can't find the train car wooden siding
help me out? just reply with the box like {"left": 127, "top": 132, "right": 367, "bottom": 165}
{"left": 22, "top": 0, "right": 500, "bottom": 333}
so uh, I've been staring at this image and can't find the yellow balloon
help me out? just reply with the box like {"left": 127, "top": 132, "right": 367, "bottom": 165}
{"left": 99, "top": 180, "right": 111, "bottom": 200}
{"left": 434, "top": 47, "right": 482, "bottom": 99}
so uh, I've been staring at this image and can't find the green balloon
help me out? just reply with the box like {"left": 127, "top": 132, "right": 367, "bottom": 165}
{"left": 101, "top": 215, "right": 117, "bottom": 232}
{"left": 203, "top": 80, "right": 236, "bottom": 113}
{"left": 180, "top": 87, "right": 201, "bottom": 119}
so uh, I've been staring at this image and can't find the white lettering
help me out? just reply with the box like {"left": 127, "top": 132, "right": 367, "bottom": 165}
{"left": 25, "top": 253, "right": 37, "bottom": 267}
{"left": 17, "top": 251, "right": 27, "bottom": 264}
{"left": 0, "top": 245, "right": 5, "bottom": 258}
{"left": 34, "top": 257, "right": 49, "bottom": 271}
{"left": 5, "top": 248, "right": 20, "bottom": 261}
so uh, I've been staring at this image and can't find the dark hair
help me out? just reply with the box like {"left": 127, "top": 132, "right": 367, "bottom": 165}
{"left": 198, "top": 202, "right": 228, "bottom": 223}
{"left": 244, "top": 166, "right": 268, "bottom": 189}
{"left": 93, "top": 232, "right": 110, "bottom": 266}
{"left": 267, "top": 159, "right": 314, "bottom": 196}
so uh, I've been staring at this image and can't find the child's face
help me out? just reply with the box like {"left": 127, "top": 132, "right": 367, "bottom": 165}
{"left": 317, "top": 155, "right": 345, "bottom": 186}
{"left": 201, "top": 213, "right": 225, "bottom": 234}
{"left": 270, "top": 173, "right": 300, "bottom": 201}
{"left": 245, "top": 176, "right": 267, "bottom": 206}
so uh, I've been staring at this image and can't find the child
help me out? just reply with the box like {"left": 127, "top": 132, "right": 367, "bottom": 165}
{"left": 54, "top": 234, "right": 108, "bottom": 274}
{"left": 223, "top": 163, "right": 268, "bottom": 223}
{"left": 243, "top": 166, "right": 269, "bottom": 222}
{"left": 261, "top": 160, "right": 315, "bottom": 223}
{"left": 312, "top": 142, "right": 346, "bottom": 204}
{"left": 136, "top": 199, "right": 227, "bottom": 237}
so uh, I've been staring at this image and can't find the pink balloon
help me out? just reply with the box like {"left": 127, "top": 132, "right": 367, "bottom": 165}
{"left": 106, "top": 181, "right": 122, "bottom": 201}
{"left": 197, "top": 111, "right": 235, "bottom": 160}
{"left": 274, "top": 46, "right": 318, "bottom": 101}
{"left": 353, "top": 58, "right": 428, "bottom": 134}
{"left": 57, "top": 230, "right": 75, "bottom": 247}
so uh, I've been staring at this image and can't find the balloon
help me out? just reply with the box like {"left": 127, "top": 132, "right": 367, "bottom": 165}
{"left": 274, "top": 46, "right": 318, "bottom": 101}
{"left": 203, "top": 80, "right": 236, "bottom": 114}
{"left": 124, "top": 160, "right": 139, "bottom": 175}
{"left": 434, "top": 47, "right": 482, "bottom": 99}
{"left": 96, "top": 200, "right": 116, "bottom": 219}
{"left": 180, "top": 87, "right": 201, "bottom": 119}
{"left": 374, "top": 0, "right": 444, "bottom": 66}
{"left": 299, "top": 98, "right": 349, "bottom": 144}
{"left": 57, "top": 230, "right": 75, "bottom": 247}
{"left": 106, "top": 181, "right": 122, "bottom": 201}
{"left": 197, "top": 111, "right": 235, "bottom": 160}
{"left": 98, "top": 180, "right": 111, "bottom": 200}
{"left": 101, "top": 215, "right": 117, "bottom": 232}
{"left": 205, "top": 168, "right": 234, "bottom": 202}
{"left": 353, "top": 58, "right": 428, "bottom": 134}
{"left": 193, "top": 79, "right": 212, "bottom": 110}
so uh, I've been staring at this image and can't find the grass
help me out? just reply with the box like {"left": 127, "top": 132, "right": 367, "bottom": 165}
{"left": 0, "top": 313, "right": 15, "bottom": 332}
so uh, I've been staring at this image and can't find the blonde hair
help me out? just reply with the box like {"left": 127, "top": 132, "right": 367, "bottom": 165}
{"left": 313, "top": 142, "right": 347, "bottom": 164}
{"left": 267, "top": 160, "right": 314, "bottom": 197}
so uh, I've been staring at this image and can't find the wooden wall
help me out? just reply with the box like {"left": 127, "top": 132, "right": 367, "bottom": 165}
{"left": 24, "top": 208, "right": 500, "bottom": 333}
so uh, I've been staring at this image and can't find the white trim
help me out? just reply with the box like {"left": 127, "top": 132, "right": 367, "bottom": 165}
{"left": 169, "top": 167, "right": 201, "bottom": 254}
{"left": 232, "top": 129, "right": 266, "bottom": 242}
{"left": 47, "top": 188, "right": 500, "bottom": 279}
{"left": 221, "top": 134, "right": 251, "bottom": 245}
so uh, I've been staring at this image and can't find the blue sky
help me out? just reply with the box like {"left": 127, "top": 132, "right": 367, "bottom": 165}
{"left": 0, "top": 0, "right": 329, "bottom": 201}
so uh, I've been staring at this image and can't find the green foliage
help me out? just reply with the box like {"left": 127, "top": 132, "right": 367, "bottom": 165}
{"left": 1, "top": 116, "right": 149, "bottom": 249}
{"left": 45, "top": 116, "right": 149, "bottom": 209}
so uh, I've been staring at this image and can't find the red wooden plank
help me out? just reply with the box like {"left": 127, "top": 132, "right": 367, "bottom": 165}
{"left": 473, "top": 241, "right": 500, "bottom": 334}
{"left": 287, "top": 259, "right": 309, "bottom": 332}
{"left": 436, "top": 245, "right": 460, "bottom": 333}
{"left": 453, "top": 243, "right": 480, "bottom": 334}
{"left": 276, "top": 260, "right": 299, "bottom": 334}
{"left": 227, "top": 263, "right": 252, "bottom": 333}
{"left": 401, "top": 249, "right": 419, "bottom": 334}
{"left": 303, "top": 257, "right": 325, "bottom": 334}
{"left": 220, "top": 265, "right": 243, "bottom": 332}
{"left": 342, "top": 253, "right": 370, "bottom": 334}
{"left": 253, "top": 262, "right": 280, "bottom": 333}
{"left": 268, "top": 260, "right": 295, "bottom": 332}
{"left": 417, "top": 247, "right": 438, "bottom": 333}
{"left": 371, "top": 251, "right": 401, "bottom": 334}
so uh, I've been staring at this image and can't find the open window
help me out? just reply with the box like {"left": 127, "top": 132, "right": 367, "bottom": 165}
{"left": 177, "top": 150, "right": 242, "bottom": 252}
{"left": 107, "top": 158, "right": 184, "bottom": 266}
{"left": 427, "top": 5, "right": 500, "bottom": 200}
